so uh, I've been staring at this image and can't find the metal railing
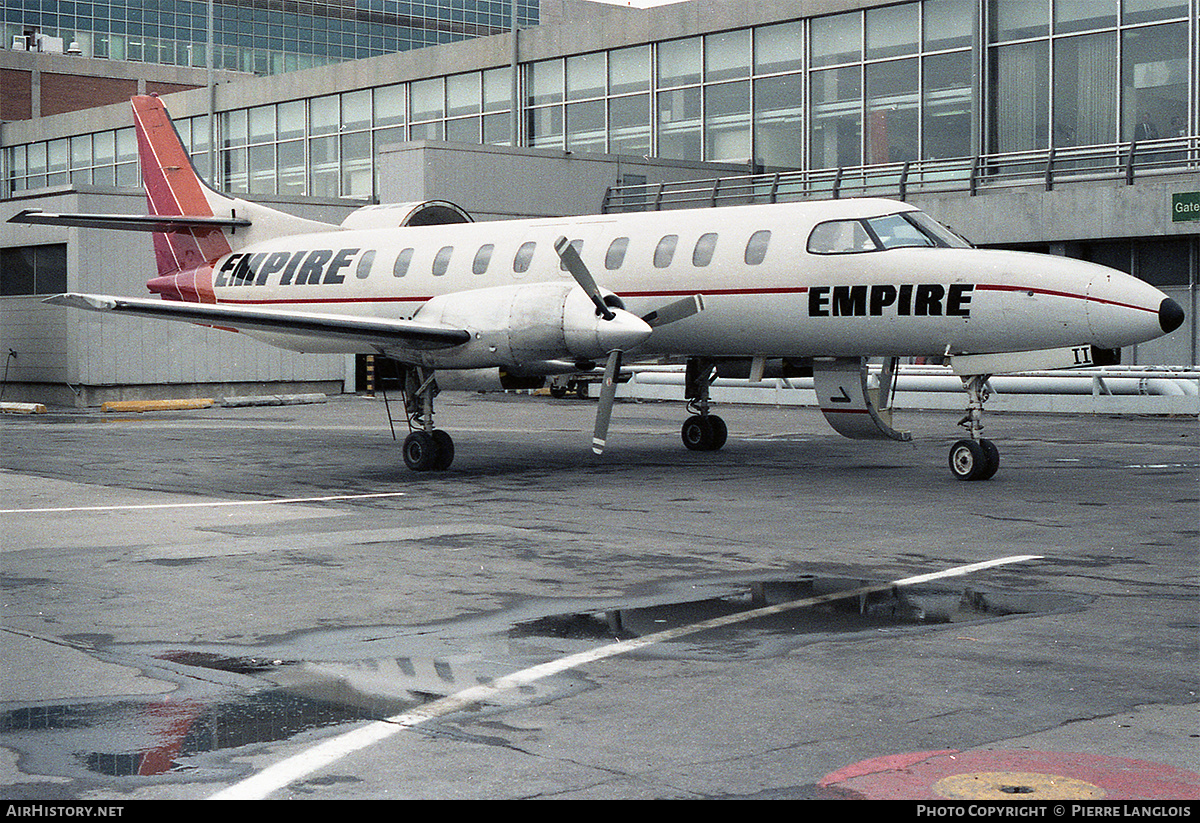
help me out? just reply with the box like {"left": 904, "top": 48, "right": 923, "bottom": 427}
{"left": 601, "top": 136, "right": 1200, "bottom": 213}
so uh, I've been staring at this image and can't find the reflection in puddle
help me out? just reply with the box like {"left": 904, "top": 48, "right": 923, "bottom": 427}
{"left": 0, "top": 576, "right": 1080, "bottom": 782}
{"left": 0, "top": 653, "right": 585, "bottom": 778}
{"left": 510, "top": 577, "right": 1083, "bottom": 660}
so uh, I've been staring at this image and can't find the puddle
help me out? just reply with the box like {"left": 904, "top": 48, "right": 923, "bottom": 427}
{"left": 510, "top": 577, "right": 1086, "bottom": 660}
{"left": 0, "top": 576, "right": 1084, "bottom": 783}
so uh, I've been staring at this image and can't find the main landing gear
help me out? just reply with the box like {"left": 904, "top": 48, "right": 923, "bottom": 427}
{"left": 949, "top": 374, "right": 999, "bottom": 481}
{"left": 395, "top": 366, "right": 454, "bottom": 471}
{"left": 681, "top": 357, "right": 727, "bottom": 452}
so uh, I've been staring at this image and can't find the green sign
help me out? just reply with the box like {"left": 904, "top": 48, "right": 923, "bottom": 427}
{"left": 1173, "top": 192, "right": 1200, "bottom": 223}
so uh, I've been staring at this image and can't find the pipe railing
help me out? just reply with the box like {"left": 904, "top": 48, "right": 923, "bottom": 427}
{"left": 602, "top": 136, "right": 1200, "bottom": 213}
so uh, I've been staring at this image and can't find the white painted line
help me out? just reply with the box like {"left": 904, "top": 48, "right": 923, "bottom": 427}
{"left": 0, "top": 492, "right": 408, "bottom": 515}
{"left": 209, "top": 553, "right": 1042, "bottom": 800}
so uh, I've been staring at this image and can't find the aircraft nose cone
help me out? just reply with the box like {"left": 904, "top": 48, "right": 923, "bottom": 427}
{"left": 1159, "top": 297, "right": 1184, "bottom": 334}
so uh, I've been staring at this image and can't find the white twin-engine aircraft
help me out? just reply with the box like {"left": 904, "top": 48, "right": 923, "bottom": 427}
{"left": 17, "top": 95, "right": 1185, "bottom": 478}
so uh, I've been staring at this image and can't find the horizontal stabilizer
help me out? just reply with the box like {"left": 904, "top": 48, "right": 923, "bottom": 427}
{"left": 8, "top": 209, "right": 251, "bottom": 233}
{"left": 44, "top": 293, "right": 470, "bottom": 351}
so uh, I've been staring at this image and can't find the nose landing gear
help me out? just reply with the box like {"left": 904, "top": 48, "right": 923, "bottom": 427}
{"left": 951, "top": 374, "right": 999, "bottom": 481}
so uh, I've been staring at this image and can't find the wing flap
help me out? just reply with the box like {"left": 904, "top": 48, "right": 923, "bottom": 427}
{"left": 44, "top": 293, "right": 470, "bottom": 351}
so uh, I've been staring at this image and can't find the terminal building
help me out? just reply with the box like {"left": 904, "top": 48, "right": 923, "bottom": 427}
{"left": 1, "top": 0, "right": 1197, "bottom": 406}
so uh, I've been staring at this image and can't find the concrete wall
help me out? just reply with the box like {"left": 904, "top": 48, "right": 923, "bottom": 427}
{"left": 1, "top": 187, "right": 361, "bottom": 406}
{"left": 378, "top": 140, "right": 747, "bottom": 220}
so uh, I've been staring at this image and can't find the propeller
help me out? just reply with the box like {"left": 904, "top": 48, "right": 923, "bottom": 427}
{"left": 554, "top": 236, "right": 614, "bottom": 321}
{"left": 553, "top": 236, "right": 705, "bottom": 456}
{"left": 592, "top": 349, "right": 622, "bottom": 455}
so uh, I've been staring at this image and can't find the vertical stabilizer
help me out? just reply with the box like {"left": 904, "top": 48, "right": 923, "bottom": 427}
{"left": 132, "top": 94, "right": 235, "bottom": 277}
{"left": 131, "top": 94, "right": 342, "bottom": 280}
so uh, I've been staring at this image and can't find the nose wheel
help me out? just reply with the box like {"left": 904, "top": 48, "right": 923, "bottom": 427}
{"left": 949, "top": 437, "right": 999, "bottom": 481}
{"left": 951, "top": 374, "right": 999, "bottom": 480}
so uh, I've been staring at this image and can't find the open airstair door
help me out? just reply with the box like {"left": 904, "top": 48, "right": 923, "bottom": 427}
{"left": 813, "top": 357, "right": 912, "bottom": 442}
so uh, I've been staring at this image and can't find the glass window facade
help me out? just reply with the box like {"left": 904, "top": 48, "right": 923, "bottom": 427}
{"left": 3, "top": 1, "right": 1197, "bottom": 198}
{"left": 3, "top": 0, "right": 539, "bottom": 75}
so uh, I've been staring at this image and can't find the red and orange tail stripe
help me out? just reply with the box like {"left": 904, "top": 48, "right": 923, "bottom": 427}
{"left": 132, "top": 95, "right": 232, "bottom": 277}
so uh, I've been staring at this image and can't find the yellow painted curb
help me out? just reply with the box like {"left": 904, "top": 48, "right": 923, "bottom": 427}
{"left": 101, "top": 398, "right": 214, "bottom": 413}
{"left": 0, "top": 402, "right": 47, "bottom": 414}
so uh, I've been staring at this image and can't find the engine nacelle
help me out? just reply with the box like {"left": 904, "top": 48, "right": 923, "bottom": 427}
{"left": 403, "top": 282, "right": 652, "bottom": 370}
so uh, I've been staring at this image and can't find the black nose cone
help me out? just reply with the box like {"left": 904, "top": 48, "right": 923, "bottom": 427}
{"left": 1159, "top": 297, "right": 1184, "bottom": 334}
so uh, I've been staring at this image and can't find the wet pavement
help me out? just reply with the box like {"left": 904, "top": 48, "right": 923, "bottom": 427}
{"left": 1, "top": 393, "right": 1197, "bottom": 800}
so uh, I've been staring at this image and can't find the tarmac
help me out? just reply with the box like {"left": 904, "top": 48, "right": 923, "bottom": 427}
{"left": 0, "top": 392, "right": 1197, "bottom": 802}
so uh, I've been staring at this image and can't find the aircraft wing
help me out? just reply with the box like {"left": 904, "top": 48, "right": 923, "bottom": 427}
{"left": 44, "top": 293, "right": 470, "bottom": 351}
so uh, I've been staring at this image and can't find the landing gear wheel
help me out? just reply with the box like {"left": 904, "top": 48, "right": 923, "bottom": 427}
{"left": 403, "top": 430, "right": 439, "bottom": 471}
{"left": 977, "top": 437, "right": 1000, "bottom": 480}
{"left": 682, "top": 415, "right": 726, "bottom": 451}
{"left": 682, "top": 415, "right": 712, "bottom": 451}
{"left": 949, "top": 438, "right": 997, "bottom": 481}
{"left": 708, "top": 414, "right": 728, "bottom": 450}
{"left": 432, "top": 430, "right": 455, "bottom": 470}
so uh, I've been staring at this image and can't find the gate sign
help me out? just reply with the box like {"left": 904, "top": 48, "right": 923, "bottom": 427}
{"left": 1173, "top": 192, "right": 1200, "bottom": 222}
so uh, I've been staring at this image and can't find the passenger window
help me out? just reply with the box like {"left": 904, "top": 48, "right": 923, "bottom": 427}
{"left": 806, "top": 221, "right": 877, "bottom": 254}
{"left": 433, "top": 246, "right": 453, "bottom": 276}
{"left": 557, "top": 239, "right": 583, "bottom": 271}
{"left": 745, "top": 230, "right": 771, "bottom": 265}
{"left": 514, "top": 241, "right": 536, "bottom": 273}
{"left": 606, "top": 237, "right": 629, "bottom": 270}
{"left": 393, "top": 248, "right": 414, "bottom": 277}
{"left": 654, "top": 235, "right": 678, "bottom": 268}
{"left": 356, "top": 249, "right": 375, "bottom": 279}
{"left": 473, "top": 244, "right": 494, "bottom": 275}
{"left": 692, "top": 233, "right": 718, "bottom": 266}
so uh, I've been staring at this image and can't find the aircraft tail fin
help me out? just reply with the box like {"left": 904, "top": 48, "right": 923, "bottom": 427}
{"left": 131, "top": 94, "right": 339, "bottom": 277}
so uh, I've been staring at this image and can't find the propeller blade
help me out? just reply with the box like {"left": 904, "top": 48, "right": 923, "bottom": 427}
{"left": 555, "top": 236, "right": 615, "bottom": 321}
{"left": 592, "top": 349, "right": 623, "bottom": 455}
{"left": 641, "top": 294, "right": 705, "bottom": 328}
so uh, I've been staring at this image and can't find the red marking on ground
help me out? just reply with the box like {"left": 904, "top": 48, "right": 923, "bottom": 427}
{"left": 819, "top": 749, "right": 1200, "bottom": 800}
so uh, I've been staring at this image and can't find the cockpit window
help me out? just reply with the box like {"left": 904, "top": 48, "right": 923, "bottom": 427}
{"left": 865, "top": 214, "right": 936, "bottom": 249}
{"left": 807, "top": 220, "right": 878, "bottom": 254}
{"left": 807, "top": 211, "right": 972, "bottom": 255}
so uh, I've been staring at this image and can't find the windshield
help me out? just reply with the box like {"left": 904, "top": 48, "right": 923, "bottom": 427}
{"left": 807, "top": 212, "right": 974, "bottom": 254}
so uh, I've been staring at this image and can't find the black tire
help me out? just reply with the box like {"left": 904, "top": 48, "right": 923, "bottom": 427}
{"left": 432, "top": 430, "right": 455, "bottom": 470}
{"left": 403, "top": 431, "right": 439, "bottom": 471}
{"left": 708, "top": 415, "right": 728, "bottom": 451}
{"left": 949, "top": 439, "right": 987, "bottom": 481}
{"left": 978, "top": 438, "right": 1000, "bottom": 480}
{"left": 682, "top": 415, "right": 714, "bottom": 451}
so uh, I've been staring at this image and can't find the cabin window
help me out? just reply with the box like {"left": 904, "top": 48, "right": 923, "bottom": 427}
{"left": 514, "top": 241, "right": 536, "bottom": 273}
{"left": 557, "top": 239, "right": 584, "bottom": 271}
{"left": 745, "top": 230, "right": 771, "bottom": 264}
{"left": 433, "top": 246, "right": 453, "bottom": 276}
{"left": 654, "top": 234, "right": 678, "bottom": 268}
{"left": 393, "top": 248, "right": 414, "bottom": 277}
{"left": 692, "top": 233, "right": 718, "bottom": 266}
{"left": 606, "top": 237, "right": 630, "bottom": 270}
{"left": 356, "top": 250, "right": 375, "bottom": 279}
{"left": 473, "top": 244, "right": 494, "bottom": 275}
